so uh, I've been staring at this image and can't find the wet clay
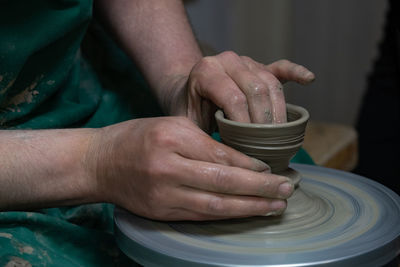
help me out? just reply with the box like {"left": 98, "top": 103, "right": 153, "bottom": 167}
{"left": 215, "top": 104, "right": 309, "bottom": 185}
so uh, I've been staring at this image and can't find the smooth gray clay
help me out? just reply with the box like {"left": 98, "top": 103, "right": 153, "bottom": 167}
{"left": 215, "top": 104, "right": 309, "bottom": 185}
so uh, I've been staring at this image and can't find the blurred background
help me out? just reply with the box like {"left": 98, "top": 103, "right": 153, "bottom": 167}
{"left": 183, "top": 0, "right": 400, "bottom": 194}
{"left": 184, "top": 0, "right": 387, "bottom": 126}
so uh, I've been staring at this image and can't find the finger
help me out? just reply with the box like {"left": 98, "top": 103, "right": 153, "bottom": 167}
{"left": 240, "top": 56, "right": 287, "bottom": 123}
{"left": 171, "top": 186, "right": 288, "bottom": 218}
{"left": 151, "top": 207, "right": 258, "bottom": 221}
{"left": 150, "top": 206, "right": 279, "bottom": 221}
{"left": 253, "top": 69, "right": 287, "bottom": 123}
{"left": 172, "top": 156, "right": 294, "bottom": 199}
{"left": 216, "top": 52, "right": 272, "bottom": 123}
{"left": 264, "top": 59, "right": 315, "bottom": 85}
{"left": 189, "top": 58, "right": 251, "bottom": 123}
{"left": 144, "top": 206, "right": 222, "bottom": 221}
{"left": 173, "top": 124, "right": 270, "bottom": 172}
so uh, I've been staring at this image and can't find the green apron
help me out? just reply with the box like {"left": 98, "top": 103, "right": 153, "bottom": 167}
{"left": 0, "top": 1, "right": 162, "bottom": 266}
{"left": 0, "top": 1, "right": 313, "bottom": 266}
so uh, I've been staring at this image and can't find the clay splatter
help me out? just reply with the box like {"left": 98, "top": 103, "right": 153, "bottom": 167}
{"left": 7, "top": 85, "right": 39, "bottom": 106}
{"left": 265, "top": 108, "right": 272, "bottom": 122}
{"left": 1, "top": 75, "right": 43, "bottom": 108}
{"left": 0, "top": 232, "right": 13, "bottom": 239}
{"left": 18, "top": 245, "right": 34, "bottom": 255}
{"left": 4, "top": 256, "right": 32, "bottom": 267}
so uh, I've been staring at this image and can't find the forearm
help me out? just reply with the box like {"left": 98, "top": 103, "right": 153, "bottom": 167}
{"left": 94, "top": 0, "right": 202, "bottom": 113}
{"left": 0, "top": 129, "right": 98, "bottom": 211}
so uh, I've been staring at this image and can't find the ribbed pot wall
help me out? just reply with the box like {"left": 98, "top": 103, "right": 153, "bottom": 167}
{"left": 215, "top": 104, "right": 309, "bottom": 173}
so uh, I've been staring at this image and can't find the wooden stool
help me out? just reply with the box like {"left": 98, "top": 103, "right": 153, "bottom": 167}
{"left": 303, "top": 121, "right": 358, "bottom": 171}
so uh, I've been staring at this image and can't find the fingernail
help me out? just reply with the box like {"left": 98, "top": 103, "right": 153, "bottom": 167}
{"left": 278, "top": 181, "right": 294, "bottom": 198}
{"left": 305, "top": 71, "right": 315, "bottom": 82}
{"left": 265, "top": 209, "right": 284, "bottom": 216}
{"left": 251, "top": 158, "right": 270, "bottom": 172}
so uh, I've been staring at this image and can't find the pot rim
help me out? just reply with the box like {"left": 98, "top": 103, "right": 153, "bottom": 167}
{"left": 215, "top": 103, "right": 309, "bottom": 129}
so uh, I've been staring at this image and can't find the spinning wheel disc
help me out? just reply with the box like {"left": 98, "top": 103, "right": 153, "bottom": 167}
{"left": 114, "top": 164, "right": 400, "bottom": 266}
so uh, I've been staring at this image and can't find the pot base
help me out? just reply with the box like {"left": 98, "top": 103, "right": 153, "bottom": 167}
{"left": 277, "top": 167, "right": 301, "bottom": 186}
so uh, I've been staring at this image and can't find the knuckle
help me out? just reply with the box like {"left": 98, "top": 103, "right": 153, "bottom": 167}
{"left": 258, "top": 176, "right": 273, "bottom": 196}
{"left": 177, "top": 116, "right": 194, "bottom": 126}
{"left": 219, "top": 50, "right": 239, "bottom": 59}
{"left": 213, "top": 147, "right": 229, "bottom": 163}
{"left": 149, "top": 124, "right": 177, "bottom": 148}
{"left": 207, "top": 196, "right": 225, "bottom": 214}
{"left": 146, "top": 157, "right": 168, "bottom": 178}
{"left": 142, "top": 143, "right": 172, "bottom": 178}
{"left": 262, "top": 77, "right": 281, "bottom": 91}
{"left": 277, "top": 59, "right": 291, "bottom": 66}
{"left": 212, "top": 168, "right": 231, "bottom": 193}
{"left": 197, "top": 56, "right": 217, "bottom": 70}
{"left": 247, "top": 82, "right": 269, "bottom": 98}
{"left": 240, "top": 55, "right": 252, "bottom": 62}
{"left": 145, "top": 149, "right": 178, "bottom": 180}
{"left": 229, "top": 93, "right": 247, "bottom": 108}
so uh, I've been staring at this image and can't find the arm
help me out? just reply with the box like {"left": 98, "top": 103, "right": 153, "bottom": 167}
{"left": 0, "top": 118, "right": 292, "bottom": 220}
{"left": 94, "top": 0, "right": 315, "bottom": 130}
{"left": 0, "top": 0, "right": 308, "bottom": 220}
{"left": 1, "top": 0, "right": 190, "bottom": 211}
{"left": 0, "top": 129, "right": 97, "bottom": 210}
{"left": 94, "top": 0, "right": 202, "bottom": 114}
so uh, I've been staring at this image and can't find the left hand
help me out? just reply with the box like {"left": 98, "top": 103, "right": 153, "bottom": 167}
{"left": 165, "top": 51, "right": 315, "bottom": 132}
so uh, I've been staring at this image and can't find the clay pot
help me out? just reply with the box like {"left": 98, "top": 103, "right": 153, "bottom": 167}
{"left": 215, "top": 104, "right": 309, "bottom": 184}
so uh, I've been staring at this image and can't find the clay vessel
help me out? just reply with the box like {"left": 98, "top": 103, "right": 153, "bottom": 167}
{"left": 215, "top": 104, "right": 309, "bottom": 185}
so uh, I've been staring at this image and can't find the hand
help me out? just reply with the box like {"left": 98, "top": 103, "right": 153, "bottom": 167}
{"left": 165, "top": 52, "right": 315, "bottom": 132}
{"left": 89, "top": 117, "right": 294, "bottom": 221}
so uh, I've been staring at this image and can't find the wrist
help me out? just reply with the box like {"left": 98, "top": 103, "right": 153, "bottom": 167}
{"left": 158, "top": 74, "right": 189, "bottom": 116}
{"left": 44, "top": 128, "right": 101, "bottom": 207}
{"left": 83, "top": 127, "right": 111, "bottom": 204}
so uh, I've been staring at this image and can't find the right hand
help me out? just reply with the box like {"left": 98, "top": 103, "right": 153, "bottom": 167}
{"left": 88, "top": 117, "right": 294, "bottom": 221}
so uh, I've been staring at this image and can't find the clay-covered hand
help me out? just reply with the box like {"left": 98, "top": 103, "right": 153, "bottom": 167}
{"left": 166, "top": 52, "right": 315, "bottom": 132}
{"left": 89, "top": 117, "right": 294, "bottom": 221}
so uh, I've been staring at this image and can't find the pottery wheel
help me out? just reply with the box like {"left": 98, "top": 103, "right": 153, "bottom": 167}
{"left": 114, "top": 164, "right": 400, "bottom": 266}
